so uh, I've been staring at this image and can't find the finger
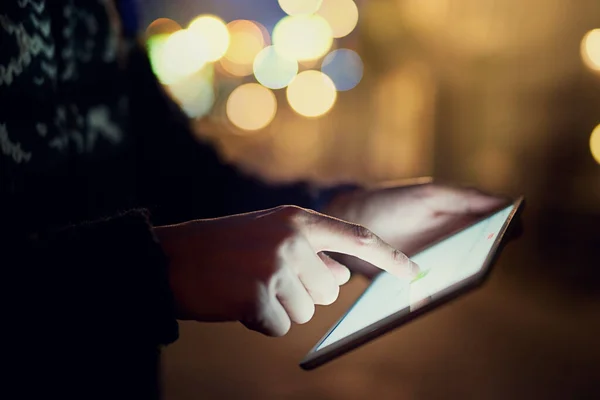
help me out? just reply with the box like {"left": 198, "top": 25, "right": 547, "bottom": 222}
{"left": 319, "top": 253, "right": 351, "bottom": 286}
{"left": 284, "top": 237, "right": 340, "bottom": 306}
{"left": 274, "top": 270, "right": 315, "bottom": 324}
{"left": 296, "top": 211, "right": 420, "bottom": 279}
{"left": 425, "top": 186, "right": 510, "bottom": 215}
{"left": 241, "top": 286, "right": 291, "bottom": 337}
{"left": 327, "top": 253, "right": 383, "bottom": 280}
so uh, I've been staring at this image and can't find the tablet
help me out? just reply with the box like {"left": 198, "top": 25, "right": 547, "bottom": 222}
{"left": 300, "top": 197, "right": 524, "bottom": 370}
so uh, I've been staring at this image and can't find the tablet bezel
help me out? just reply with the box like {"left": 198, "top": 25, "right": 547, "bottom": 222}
{"left": 300, "top": 196, "right": 524, "bottom": 370}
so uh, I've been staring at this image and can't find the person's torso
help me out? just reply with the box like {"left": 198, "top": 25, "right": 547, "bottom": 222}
{"left": 0, "top": 0, "right": 139, "bottom": 231}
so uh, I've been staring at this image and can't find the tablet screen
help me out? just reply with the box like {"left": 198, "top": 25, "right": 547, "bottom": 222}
{"left": 315, "top": 204, "right": 515, "bottom": 351}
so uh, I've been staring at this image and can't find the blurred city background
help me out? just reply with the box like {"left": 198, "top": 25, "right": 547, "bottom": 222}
{"left": 137, "top": 1, "right": 600, "bottom": 398}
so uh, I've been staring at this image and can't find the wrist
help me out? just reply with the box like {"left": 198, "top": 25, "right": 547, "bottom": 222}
{"left": 152, "top": 225, "right": 185, "bottom": 320}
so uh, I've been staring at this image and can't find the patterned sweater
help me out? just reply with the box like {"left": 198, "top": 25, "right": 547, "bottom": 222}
{"left": 0, "top": 1, "right": 314, "bottom": 398}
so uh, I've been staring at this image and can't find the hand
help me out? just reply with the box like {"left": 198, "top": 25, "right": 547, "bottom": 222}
{"left": 324, "top": 179, "right": 510, "bottom": 278}
{"left": 154, "top": 205, "right": 419, "bottom": 337}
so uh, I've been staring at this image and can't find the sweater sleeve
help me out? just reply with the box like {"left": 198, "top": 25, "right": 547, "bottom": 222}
{"left": 8, "top": 209, "right": 178, "bottom": 345}
{"left": 1, "top": 209, "right": 178, "bottom": 398}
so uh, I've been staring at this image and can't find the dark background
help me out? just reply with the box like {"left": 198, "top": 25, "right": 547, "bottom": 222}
{"left": 140, "top": 1, "right": 600, "bottom": 398}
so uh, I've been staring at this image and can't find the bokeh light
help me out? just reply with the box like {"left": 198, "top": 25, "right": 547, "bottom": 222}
{"left": 286, "top": 70, "right": 337, "bottom": 117}
{"left": 252, "top": 21, "right": 272, "bottom": 47}
{"left": 220, "top": 20, "right": 267, "bottom": 77}
{"left": 590, "top": 124, "right": 600, "bottom": 164}
{"left": 278, "top": 0, "right": 323, "bottom": 16}
{"left": 227, "top": 83, "right": 277, "bottom": 131}
{"left": 148, "top": 29, "right": 209, "bottom": 84}
{"left": 581, "top": 29, "right": 600, "bottom": 72}
{"left": 147, "top": 34, "right": 170, "bottom": 81}
{"left": 166, "top": 65, "right": 215, "bottom": 118}
{"left": 253, "top": 46, "right": 298, "bottom": 89}
{"left": 321, "top": 49, "right": 363, "bottom": 91}
{"left": 299, "top": 58, "right": 322, "bottom": 69}
{"left": 188, "top": 15, "right": 230, "bottom": 62}
{"left": 272, "top": 15, "right": 333, "bottom": 61}
{"left": 145, "top": 18, "right": 181, "bottom": 38}
{"left": 317, "top": 0, "right": 359, "bottom": 39}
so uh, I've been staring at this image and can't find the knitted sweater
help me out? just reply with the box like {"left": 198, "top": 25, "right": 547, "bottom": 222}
{"left": 0, "top": 1, "right": 315, "bottom": 398}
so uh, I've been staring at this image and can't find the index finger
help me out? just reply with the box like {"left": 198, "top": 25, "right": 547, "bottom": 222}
{"left": 295, "top": 211, "right": 420, "bottom": 279}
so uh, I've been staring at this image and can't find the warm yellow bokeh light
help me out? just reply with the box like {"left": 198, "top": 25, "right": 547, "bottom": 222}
{"left": 273, "top": 15, "right": 333, "bottom": 61}
{"left": 188, "top": 15, "right": 230, "bottom": 62}
{"left": 590, "top": 124, "right": 600, "bottom": 164}
{"left": 581, "top": 29, "right": 600, "bottom": 71}
{"left": 226, "top": 83, "right": 278, "bottom": 131}
{"left": 286, "top": 70, "right": 337, "bottom": 117}
{"left": 225, "top": 20, "right": 265, "bottom": 64}
{"left": 253, "top": 46, "right": 298, "bottom": 89}
{"left": 221, "top": 20, "right": 266, "bottom": 77}
{"left": 278, "top": 0, "right": 323, "bottom": 16}
{"left": 147, "top": 34, "right": 170, "bottom": 81}
{"left": 317, "top": 0, "right": 359, "bottom": 38}
{"left": 146, "top": 18, "right": 181, "bottom": 38}
{"left": 167, "top": 65, "right": 215, "bottom": 118}
{"left": 148, "top": 30, "right": 209, "bottom": 84}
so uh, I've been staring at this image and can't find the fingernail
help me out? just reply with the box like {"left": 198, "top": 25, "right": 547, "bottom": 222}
{"left": 409, "top": 260, "right": 420, "bottom": 278}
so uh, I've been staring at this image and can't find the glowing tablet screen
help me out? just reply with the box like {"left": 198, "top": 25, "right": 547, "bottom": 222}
{"left": 316, "top": 205, "right": 514, "bottom": 350}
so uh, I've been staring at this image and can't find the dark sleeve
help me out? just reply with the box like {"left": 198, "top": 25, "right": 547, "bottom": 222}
{"left": 124, "top": 44, "right": 321, "bottom": 225}
{"left": 2, "top": 210, "right": 178, "bottom": 399}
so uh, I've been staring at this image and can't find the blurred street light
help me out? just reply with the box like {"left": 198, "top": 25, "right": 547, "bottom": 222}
{"left": 590, "top": 124, "right": 600, "bottom": 164}
{"left": 148, "top": 29, "right": 209, "bottom": 84}
{"left": 227, "top": 83, "right": 278, "bottom": 131}
{"left": 145, "top": 18, "right": 181, "bottom": 38}
{"left": 287, "top": 70, "right": 337, "bottom": 117}
{"left": 253, "top": 46, "right": 298, "bottom": 89}
{"left": 317, "top": 0, "right": 359, "bottom": 39}
{"left": 581, "top": 29, "right": 600, "bottom": 72}
{"left": 166, "top": 65, "right": 215, "bottom": 119}
{"left": 273, "top": 15, "right": 333, "bottom": 61}
{"left": 188, "top": 15, "right": 230, "bottom": 62}
{"left": 278, "top": 0, "right": 323, "bottom": 16}
{"left": 221, "top": 20, "right": 268, "bottom": 77}
{"left": 321, "top": 49, "right": 363, "bottom": 91}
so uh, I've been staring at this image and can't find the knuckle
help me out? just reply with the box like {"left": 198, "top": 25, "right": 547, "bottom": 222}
{"left": 392, "top": 248, "right": 409, "bottom": 264}
{"left": 277, "top": 205, "right": 306, "bottom": 220}
{"left": 277, "top": 236, "right": 303, "bottom": 263}
{"left": 278, "top": 205, "right": 325, "bottom": 232}
{"left": 352, "top": 224, "right": 377, "bottom": 245}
